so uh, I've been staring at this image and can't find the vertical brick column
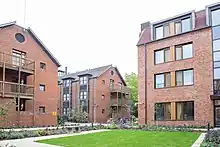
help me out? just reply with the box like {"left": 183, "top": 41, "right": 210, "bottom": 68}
{"left": 138, "top": 45, "right": 146, "bottom": 124}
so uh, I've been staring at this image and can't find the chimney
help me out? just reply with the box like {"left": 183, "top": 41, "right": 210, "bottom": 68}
{"left": 65, "top": 67, "right": 68, "bottom": 75}
{"left": 141, "top": 21, "right": 150, "bottom": 31}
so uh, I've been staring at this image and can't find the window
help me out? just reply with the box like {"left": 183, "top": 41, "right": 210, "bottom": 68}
{"left": 213, "top": 40, "right": 220, "bottom": 51}
{"left": 63, "top": 94, "right": 67, "bottom": 101}
{"left": 40, "top": 62, "right": 46, "bottom": 71}
{"left": 63, "top": 108, "right": 67, "bottom": 115}
{"left": 154, "top": 48, "right": 170, "bottom": 64}
{"left": 80, "top": 91, "right": 87, "bottom": 100}
{"left": 175, "top": 22, "right": 181, "bottom": 34}
{"left": 175, "top": 43, "right": 193, "bottom": 60}
{"left": 39, "top": 106, "right": 46, "bottom": 113}
{"left": 155, "top": 25, "right": 170, "bottom": 40}
{"left": 176, "top": 69, "right": 193, "bottom": 86}
{"left": 64, "top": 94, "right": 70, "bottom": 101}
{"left": 111, "top": 70, "right": 114, "bottom": 75}
{"left": 212, "top": 9, "right": 220, "bottom": 26}
{"left": 181, "top": 18, "right": 191, "bottom": 32}
{"left": 12, "top": 49, "right": 26, "bottom": 66}
{"left": 214, "top": 62, "right": 220, "bottom": 68}
{"left": 16, "top": 99, "right": 26, "bottom": 111}
{"left": 213, "top": 26, "right": 220, "bottom": 40}
{"left": 164, "top": 25, "right": 170, "bottom": 37}
{"left": 101, "top": 94, "right": 105, "bottom": 100}
{"left": 102, "top": 109, "right": 105, "bottom": 114}
{"left": 80, "top": 76, "right": 87, "bottom": 85}
{"left": 175, "top": 18, "right": 191, "bottom": 34}
{"left": 110, "top": 79, "right": 114, "bottom": 88}
{"left": 39, "top": 84, "right": 45, "bottom": 91}
{"left": 155, "top": 26, "right": 163, "bottom": 39}
{"left": 15, "top": 33, "right": 25, "bottom": 43}
{"left": 155, "top": 103, "right": 171, "bottom": 121}
{"left": 64, "top": 79, "right": 70, "bottom": 87}
{"left": 176, "top": 101, "right": 194, "bottom": 120}
{"left": 214, "top": 68, "right": 220, "bottom": 79}
{"left": 155, "top": 72, "right": 170, "bottom": 88}
{"left": 214, "top": 52, "right": 220, "bottom": 61}
{"left": 102, "top": 80, "right": 105, "bottom": 84}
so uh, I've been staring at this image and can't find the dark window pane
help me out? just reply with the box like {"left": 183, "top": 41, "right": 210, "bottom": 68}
{"left": 155, "top": 74, "right": 164, "bottom": 88}
{"left": 175, "top": 22, "right": 181, "bottom": 34}
{"left": 183, "top": 44, "right": 193, "bottom": 59}
{"left": 214, "top": 68, "right": 220, "bottom": 79}
{"left": 181, "top": 18, "right": 191, "bottom": 32}
{"left": 155, "top": 50, "right": 164, "bottom": 64}
{"left": 155, "top": 26, "right": 163, "bottom": 39}
{"left": 155, "top": 103, "right": 171, "bottom": 120}
{"left": 214, "top": 52, "right": 220, "bottom": 61}
{"left": 164, "top": 49, "right": 170, "bottom": 62}
{"left": 213, "top": 26, "right": 220, "bottom": 40}
{"left": 212, "top": 9, "right": 220, "bottom": 26}
{"left": 176, "top": 101, "right": 194, "bottom": 120}
{"left": 176, "top": 71, "right": 183, "bottom": 86}
{"left": 164, "top": 25, "right": 169, "bottom": 37}
{"left": 214, "top": 62, "right": 220, "bottom": 68}
{"left": 175, "top": 47, "right": 182, "bottom": 60}
{"left": 213, "top": 40, "right": 220, "bottom": 51}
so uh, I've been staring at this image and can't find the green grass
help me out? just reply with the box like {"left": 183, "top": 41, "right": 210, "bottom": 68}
{"left": 37, "top": 130, "right": 200, "bottom": 147}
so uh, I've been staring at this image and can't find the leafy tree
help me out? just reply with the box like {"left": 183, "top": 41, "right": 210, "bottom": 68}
{"left": 125, "top": 72, "right": 138, "bottom": 117}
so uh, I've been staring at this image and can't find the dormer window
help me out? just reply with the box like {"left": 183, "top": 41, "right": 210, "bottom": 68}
{"left": 155, "top": 24, "right": 170, "bottom": 40}
{"left": 80, "top": 76, "right": 87, "bottom": 85}
{"left": 175, "top": 18, "right": 191, "bottom": 34}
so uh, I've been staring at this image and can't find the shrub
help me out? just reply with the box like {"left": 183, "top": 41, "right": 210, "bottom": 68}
{"left": 70, "top": 111, "right": 88, "bottom": 123}
{"left": 201, "top": 130, "right": 220, "bottom": 146}
{"left": 37, "top": 130, "right": 48, "bottom": 136}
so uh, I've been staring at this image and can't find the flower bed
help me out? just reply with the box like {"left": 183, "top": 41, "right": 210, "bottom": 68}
{"left": 0, "top": 125, "right": 105, "bottom": 140}
{"left": 201, "top": 130, "right": 220, "bottom": 147}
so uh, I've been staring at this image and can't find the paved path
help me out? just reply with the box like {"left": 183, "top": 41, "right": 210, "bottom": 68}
{"left": 191, "top": 133, "right": 206, "bottom": 147}
{"left": 0, "top": 129, "right": 109, "bottom": 147}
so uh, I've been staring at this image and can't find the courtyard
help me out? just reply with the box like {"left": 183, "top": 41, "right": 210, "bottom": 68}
{"left": 37, "top": 130, "right": 200, "bottom": 147}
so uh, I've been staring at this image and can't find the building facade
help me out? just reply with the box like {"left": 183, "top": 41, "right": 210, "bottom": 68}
{"left": 58, "top": 65, "right": 131, "bottom": 123}
{"left": 0, "top": 22, "right": 60, "bottom": 127}
{"left": 137, "top": 2, "right": 220, "bottom": 127}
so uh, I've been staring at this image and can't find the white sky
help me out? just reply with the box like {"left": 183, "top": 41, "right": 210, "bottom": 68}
{"left": 0, "top": 0, "right": 219, "bottom": 76}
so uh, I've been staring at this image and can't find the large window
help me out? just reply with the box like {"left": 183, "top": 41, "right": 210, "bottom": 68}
{"left": 175, "top": 43, "right": 193, "bottom": 60}
{"left": 212, "top": 9, "right": 220, "bottom": 26}
{"left": 176, "top": 101, "right": 194, "bottom": 121}
{"left": 155, "top": 48, "right": 170, "bottom": 64}
{"left": 175, "top": 18, "right": 191, "bottom": 34}
{"left": 63, "top": 79, "right": 71, "bottom": 87}
{"left": 80, "top": 76, "right": 87, "bottom": 85}
{"left": 63, "top": 94, "right": 70, "bottom": 101}
{"left": 155, "top": 25, "right": 170, "bottom": 40}
{"left": 155, "top": 72, "right": 171, "bottom": 88}
{"left": 155, "top": 103, "right": 171, "bottom": 121}
{"left": 176, "top": 69, "right": 193, "bottom": 86}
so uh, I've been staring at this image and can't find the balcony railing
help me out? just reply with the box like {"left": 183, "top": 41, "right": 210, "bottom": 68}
{"left": 110, "top": 84, "right": 131, "bottom": 93}
{"left": 0, "top": 52, "right": 35, "bottom": 71}
{"left": 110, "top": 98, "right": 122, "bottom": 106}
{"left": 0, "top": 81, "right": 34, "bottom": 98}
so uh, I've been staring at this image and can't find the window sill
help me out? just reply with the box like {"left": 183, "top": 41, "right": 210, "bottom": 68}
{"left": 155, "top": 84, "right": 194, "bottom": 89}
{"left": 154, "top": 57, "right": 193, "bottom": 66}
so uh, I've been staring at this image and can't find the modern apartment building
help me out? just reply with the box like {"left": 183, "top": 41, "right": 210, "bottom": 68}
{"left": 58, "top": 65, "right": 131, "bottom": 123}
{"left": 137, "top": 2, "right": 220, "bottom": 127}
{"left": 0, "top": 21, "right": 60, "bottom": 127}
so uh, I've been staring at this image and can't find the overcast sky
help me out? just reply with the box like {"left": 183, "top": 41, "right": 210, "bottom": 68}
{"left": 0, "top": 0, "right": 219, "bottom": 76}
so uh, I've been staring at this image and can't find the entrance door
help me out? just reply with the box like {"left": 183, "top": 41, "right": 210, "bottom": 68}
{"left": 215, "top": 107, "right": 220, "bottom": 127}
{"left": 214, "top": 100, "right": 220, "bottom": 127}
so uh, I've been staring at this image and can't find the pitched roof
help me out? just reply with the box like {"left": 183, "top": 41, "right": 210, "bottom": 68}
{"left": 59, "top": 65, "right": 126, "bottom": 86}
{"left": 0, "top": 21, "right": 61, "bottom": 67}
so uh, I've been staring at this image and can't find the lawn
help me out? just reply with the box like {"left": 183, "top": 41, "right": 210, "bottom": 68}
{"left": 37, "top": 130, "right": 200, "bottom": 147}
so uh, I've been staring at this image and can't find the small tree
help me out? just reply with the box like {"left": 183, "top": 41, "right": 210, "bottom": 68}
{"left": 69, "top": 108, "right": 88, "bottom": 123}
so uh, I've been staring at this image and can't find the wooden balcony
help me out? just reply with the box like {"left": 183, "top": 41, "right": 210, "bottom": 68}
{"left": 0, "top": 81, "right": 34, "bottom": 99}
{"left": 0, "top": 52, "right": 35, "bottom": 74}
{"left": 110, "top": 84, "right": 131, "bottom": 94}
{"left": 110, "top": 98, "right": 122, "bottom": 106}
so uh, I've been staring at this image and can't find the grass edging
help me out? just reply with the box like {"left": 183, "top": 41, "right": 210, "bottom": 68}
{"left": 191, "top": 133, "right": 206, "bottom": 147}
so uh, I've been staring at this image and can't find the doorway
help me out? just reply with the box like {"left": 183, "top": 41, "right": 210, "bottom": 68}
{"left": 214, "top": 100, "right": 220, "bottom": 127}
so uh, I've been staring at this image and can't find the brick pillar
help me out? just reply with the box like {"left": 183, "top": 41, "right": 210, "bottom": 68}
{"left": 138, "top": 45, "right": 147, "bottom": 125}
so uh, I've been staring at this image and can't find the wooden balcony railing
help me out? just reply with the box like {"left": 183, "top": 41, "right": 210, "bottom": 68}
{"left": 110, "top": 84, "right": 131, "bottom": 93}
{"left": 0, "top": 52, "right": 35, "bottom": 71}
{"left": 0, "top": 81, "right": 34, "bottom": 97}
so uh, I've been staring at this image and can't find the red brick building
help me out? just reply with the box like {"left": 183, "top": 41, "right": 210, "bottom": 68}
{"left": 0, "top": 21, "right": 60, "bottom": 127}
{"left": 137, "top": 2, "right": 220, "bottom": 127}
{"left": 58, "top": 65, "right": 131, "bottom": 123}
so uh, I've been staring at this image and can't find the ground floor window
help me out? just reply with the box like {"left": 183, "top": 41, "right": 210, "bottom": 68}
{"left": 155, "top": 103, "right": 171, "bottom": 120}
{"left": 176, "top": 101, "right": 194, "bottom": 120}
